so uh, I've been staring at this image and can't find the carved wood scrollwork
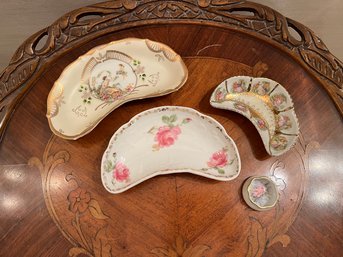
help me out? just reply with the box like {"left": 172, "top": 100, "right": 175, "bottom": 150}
{"left": 0, "top": 0, "right": 342, "bottom": 141}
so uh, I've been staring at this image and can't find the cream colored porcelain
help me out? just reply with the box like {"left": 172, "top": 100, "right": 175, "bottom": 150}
{"left": 46, "top": 38, "right": 188, "bottom": 139}
{"left": 210, "top": 76, "right": 299, "bottom": 156}
{"left": 242, "top": 176, "right": 279, "bottom": 211}
{"left": 101, "top": 106, "right": 241, "bottom": 194}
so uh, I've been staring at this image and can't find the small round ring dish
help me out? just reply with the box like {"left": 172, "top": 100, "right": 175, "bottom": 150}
{"left": 46, "top": 38, "right": 188, "bottom": 140}
{"left": 210, "top": 76, "right": 299, "bottom": 156}
{"left": 101, "top": 106, "right": 241, "bottom": 194}
{"left": 242, "top": 176, "right": 279, "bottom": 211}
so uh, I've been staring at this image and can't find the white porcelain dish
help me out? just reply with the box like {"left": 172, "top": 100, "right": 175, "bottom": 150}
{"left": 210, "top": 76, "right": 299, "bottom": 156}
{"left": 101, "top": 106, "right": 241, "bottom": 194}
{"left": 242, "top": 176, "right": 279, "bottom": 211}
{"left": 46, "top": 38, "right": 188, "bottom": 140}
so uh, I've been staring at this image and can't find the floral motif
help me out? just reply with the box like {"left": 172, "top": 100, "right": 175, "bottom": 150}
{"left": 68, "top": 187, "right": 91, "bottom": 213}
{"left": 135, "top": 64, "right": 145, "bottom": 75}
{"left": 256, "top": 118, "right": 268, "bottom": 130}
{"left": 214, "top": 87, "right": 226, "bottom": 102}
{"left": 155, "top": 126, "right": 181, "bottom": 148}
{"left": 206, "top": 147, "right": 233, "bottom": 174}
{"left": 251, "top": 181, "right": 267, "bottom": 199}
{"left": 124, "top": 83, "right": 135, "bottom": 92}
{"left": 133, "top": 59, "right": 147, "bottom": 81}
{"left": 104, "top": 155, "right": 130, "bottom": 184}
{"left": 148, "top": 115, "right": 192, "bottom": 151}
{"left": 234, "top": 102, "right": 248, "bottom": 113}
{"left": 207, "top": 149, "right": 228, "bottom": 168}
{"left": 251, "top": 81, "right": 270, "bottom": 95}
{"left": 270, "top": 135, "right": 288, "bottom": 151}
{"left": 276, "top": 115, "right": 292, "bottom": 130}
{"left": 79, "top": 84, "right": 93, "bottom": 104}
{"left": 231, "top": 80, "right": 247, "bottom": 93}
{"left": 113, "top": 162, "right": 130, "bottom": 182}
{"left": 78, "top": 54, "right": 155, "bottom": 111}
{"left": 271, "top": 93, "right": 287, "bottom": 109}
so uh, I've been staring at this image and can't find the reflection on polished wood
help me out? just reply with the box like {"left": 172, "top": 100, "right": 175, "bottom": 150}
{"left": 0, "top": 1, "right": 342, "bottom": 256}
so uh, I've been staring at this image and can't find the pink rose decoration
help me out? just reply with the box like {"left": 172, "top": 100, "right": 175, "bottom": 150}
{"left": 113, "top": 162, "right": 130, "bottom": 182}
{"left": 155, "top": 126, "right": 181, "bottom": 148}
{"left": 252, "top": 184, "right": 267, "bottom": 198}
{"left": 207, "top": 150, "right": 228, "bottom": 168}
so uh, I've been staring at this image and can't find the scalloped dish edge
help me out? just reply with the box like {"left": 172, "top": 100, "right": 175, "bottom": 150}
{"left": 46, "top": 38, "right": 188, "bottom": 140}
{"left": 210, "top": 76, "right": 300, "bottom": 156}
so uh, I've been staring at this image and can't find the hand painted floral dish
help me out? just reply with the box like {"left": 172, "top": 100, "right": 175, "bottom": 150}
{"left": 242, "top": 176, "right": 279, "bottom": 211}
{"left": 46, "top": 38, "right": 188, "bottom": 139}
{"left": 101, "top": 106, "right": 241, "bottom": 194}
{"left": 210, "top": 76, "right": 299, "bottom": 156}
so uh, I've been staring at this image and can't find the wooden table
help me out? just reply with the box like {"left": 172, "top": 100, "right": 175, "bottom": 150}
{"left": 0, "top": 1, "right": 342, "bottom": 256}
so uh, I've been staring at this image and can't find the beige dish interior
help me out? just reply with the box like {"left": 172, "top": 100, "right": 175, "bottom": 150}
{"left": 46, "top": 38, "right": 188, "bottom": 140}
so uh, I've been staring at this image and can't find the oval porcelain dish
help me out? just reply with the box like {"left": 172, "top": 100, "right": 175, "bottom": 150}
{"left": 210, "top": 76, "right": 299, "bottom": 156}
{"left": 46, "top": 38, "right": 188, "bottom": 140}
{"left": 101, "top": 106, "right": 241, "bottom": 194}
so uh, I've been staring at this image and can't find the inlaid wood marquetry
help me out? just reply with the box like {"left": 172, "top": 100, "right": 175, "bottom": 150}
{"left": 0, "top": 1, "right": 342, "bottom": 257}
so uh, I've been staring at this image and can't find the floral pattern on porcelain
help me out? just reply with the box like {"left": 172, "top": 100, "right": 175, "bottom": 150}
{"left": 255, "top": 118, "right": 268, "bottom": 130}
{"left": 47, "top": 38, "right": 187, "bottom": 140}
{"left": 271, "top": 93, "right": 287, "bottom": 110}
{"left": 206, "top": 147, "right": 234, "bottom": 174}
{"left": 276, "top": 115, "right": 292, "bottom": 130}
{"left": 270, "top": 135, "right": 288, "bottom": 151}
{"left": 214, "top": 87, "right": 227, "bottom": 102}
{"left": 101, "top": 106, "right": 241, "bottom": 194}
{"left": 232, "top": 80, "right": 247, "bottom": 93}
{"left": 104, "top": 153, "right": 130, "bottom": 184}
{"left": 210, "top": 76, "right": 299, "bottom": 156}
{"left": 251, "top": 81, "right": 271, "bottom": 95}
{"left": 249, "top": 179, "right": 270, "bottom": 207}
{"left": 148, "top": 114, "right": 192, "bottom": 151}
{"left": 78, "top": 55, "right": 151, "bottom": 109}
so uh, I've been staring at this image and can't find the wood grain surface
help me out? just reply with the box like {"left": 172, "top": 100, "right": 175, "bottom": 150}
{"left": 0, "top": 1, "right": 342, "bottom": 257}
{"left": 1, "top": 0, "right": 342, "bottom": 72}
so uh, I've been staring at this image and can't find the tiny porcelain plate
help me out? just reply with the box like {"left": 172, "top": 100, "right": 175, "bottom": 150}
{"left": 47, "top": 38, "right": 188, "bottom": 140}
{"left": 101, "top": 106, "right": 241, "bottom": 194}
{"left": 210, "top": 76, "right": 299, "bottom": 156}
{"left": 242, "top": 176, "right": 279, "bottom": 211}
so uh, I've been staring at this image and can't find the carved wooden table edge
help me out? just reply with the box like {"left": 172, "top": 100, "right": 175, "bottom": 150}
{"left": 0, "top": 0, "right": 342, "bottom": 143}
{"left": 0, "top": 1, "right": 342, "bottom": 257}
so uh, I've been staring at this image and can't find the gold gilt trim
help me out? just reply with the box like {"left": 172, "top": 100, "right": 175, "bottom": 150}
{"left": 46, "top": 38, "right": 188, "bottom": 140}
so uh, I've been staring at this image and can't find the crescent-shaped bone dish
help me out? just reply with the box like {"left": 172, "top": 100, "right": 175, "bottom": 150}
{"left": 46, "top": 38, "right": 188, "bottom": 140}
{"left": 210, "top": 76, "right": 299, "bottom": 156}
{"left": 101, "top": 106, "right": 241, "bottom": 194}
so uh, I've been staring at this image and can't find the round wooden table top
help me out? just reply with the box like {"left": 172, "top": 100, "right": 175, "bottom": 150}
{"left": 0, "top": 1, "right": 342, "bottom": 257}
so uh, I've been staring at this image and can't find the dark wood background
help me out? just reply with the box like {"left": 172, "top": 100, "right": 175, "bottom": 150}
{"left": 0, "top": 1, "right": 342, "bottom": 257}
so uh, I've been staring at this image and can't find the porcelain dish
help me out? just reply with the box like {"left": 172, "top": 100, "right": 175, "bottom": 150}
{"left": 210, "top": 76, "right": 299, "bottom": 156}
{"left": 46, "top": 38, "right": 188, "bottom": 140}
{"left": 101, "top": 106, "right": 241, "bottom": 194}
{"left": 242, "top": 176, "right": 279, "bottom": 211}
